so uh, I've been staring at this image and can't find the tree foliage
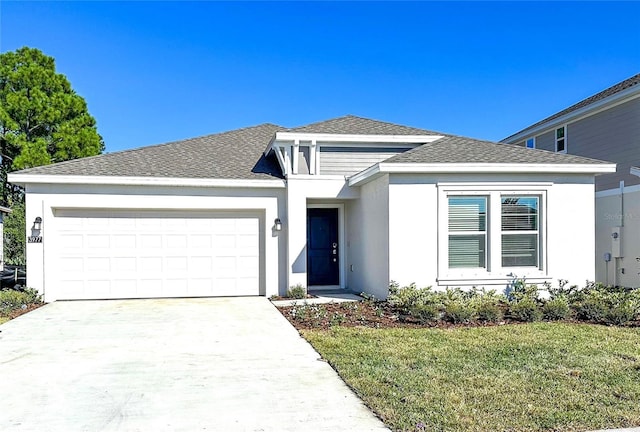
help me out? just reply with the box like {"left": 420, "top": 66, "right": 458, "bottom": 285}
{"left": 0, "top": 47, "right": 104, "bottom": 265}
{"left": 0, "top": 46, "right": 104, "bottom": 205}
{"left": 3, "top": 201, "right": 25, "bottom": 266}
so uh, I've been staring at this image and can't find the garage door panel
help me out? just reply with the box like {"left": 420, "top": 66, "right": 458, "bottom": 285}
{"left": 191, "top": 256, "right": 212, "bottom": 270}
{"left": 50, "top": 211, "right": 261, "bottom": 300}
{"left": 190, "top": 235, "right": 212, "bottom": 249}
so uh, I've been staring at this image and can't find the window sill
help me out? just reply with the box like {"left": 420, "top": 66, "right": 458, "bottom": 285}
{"left": 438, "top": 271, "right": 550, "bottom": 287}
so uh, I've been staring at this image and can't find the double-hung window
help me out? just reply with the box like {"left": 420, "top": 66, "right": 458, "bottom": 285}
{"left": 448, "top": 196, "right": 487, "bottom": 268}
{"left": 501, "top": 196, "right": 539, "bottom": 267}
{"left": 443, "top": 190, "right": 544, "bottom": 279}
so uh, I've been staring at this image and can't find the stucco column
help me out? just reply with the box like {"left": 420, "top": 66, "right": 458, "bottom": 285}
{"left": 286, "top": 179, "right": 308, "bottom": 289}
{"left": 25, "top": 193, "right": 45, "bottom": 297}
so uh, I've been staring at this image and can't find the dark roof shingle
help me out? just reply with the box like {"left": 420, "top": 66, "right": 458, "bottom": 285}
{"left": 12, "top": 115, "right": 611, "bottom": 181}
{"left": 15, "top": 123, "right": 285, "bottom": 180}
{"left": 287, "top": 115, "right": 441, "bottom": 135}
{"left": 385, "top": 135, "right": 611, "bottom": 165}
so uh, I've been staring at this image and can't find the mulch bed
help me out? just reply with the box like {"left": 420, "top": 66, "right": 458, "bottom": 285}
{"left": 277, "top": 301, "right": 521, "bottom": 331}
{"left": 276, "top": 301, "right": 640, "bottom": 331}
{"left": 2, "top": 303, "right": 43, "bottom": 322}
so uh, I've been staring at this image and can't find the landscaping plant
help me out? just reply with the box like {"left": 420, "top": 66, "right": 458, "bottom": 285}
{"left": 0, "top": 287, "right": 42, "bottom": 321}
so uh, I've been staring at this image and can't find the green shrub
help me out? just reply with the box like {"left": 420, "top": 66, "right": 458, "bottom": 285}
{"left": 475, "top": 300, "right": 504, "bottom": 323}
{"left": 574, "top": 297, "right": 608, "bottom": 322}
{"left": 508, "top": 278, "right": 540, "bottom": 302}
{"left": 543, "top": 297, "right": 571, "bottom": 321}
{"left": 443, "top": 300, "right": 475, "bottom": 324}
{"left": 388, "top": 281, "right": 442, "bottom": 315}
{"left": 605, "top": 300, "right": 636, "bottom": 326}
{"left": 409, "top": 304, "right": 440, "bottom": 323}
{"left": 509, "top": 297, "right": 542, "bottom": 322}
{"left": 570, "top": 284, "right": 640, "bottom": 325}
{"left": 286, "top": 284, "right": 307, "bottom": 299}
{"left": 0, "top": 288, "right": 42, "bottom": 316}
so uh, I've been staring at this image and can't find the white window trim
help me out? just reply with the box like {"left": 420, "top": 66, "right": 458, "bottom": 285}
{"left": 437, "top": 184, "right": 548, "bottom": 284}
{"left": 526, "top": 137, "right": 536, "bottom": 149}
{"left": 500, "top": 194, "right": 541, "bottom": 269}
{"left": 555, "top": 125, "right": 567, "bottom": 154}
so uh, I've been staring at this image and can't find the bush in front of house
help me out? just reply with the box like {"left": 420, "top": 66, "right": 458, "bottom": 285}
{"left": 542, "top": 297, "right": 571, "bottom": 321}
{"left": 0, "top": 287, "right": 42, "bottom": 317}
{"left": 568, "top": 282, "right": 640, "bottom": 325}
{"left": 440, "top": 288, "right": 476, "bottom": 324}
{"left": 506, "top": 279, "right": 543, "bottom": 322}
{"left": 389, "top": 281, "right": 444, "bottom": 322}
{"left": 286, "top": 284, "right": 307, "bottom": 299}
{"left": 387, "top": 280, "right": 639, "bottom": 327}
{"left": 472, "top": 290, "right": 505, "bottom": 323}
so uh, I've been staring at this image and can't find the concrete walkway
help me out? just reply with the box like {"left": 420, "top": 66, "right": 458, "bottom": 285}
{"left": 0, "top": 298, "right": 388, "bottom": 431}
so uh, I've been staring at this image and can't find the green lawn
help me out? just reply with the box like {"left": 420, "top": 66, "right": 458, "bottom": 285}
{"left": 0, "top": 316, "right": 8, "bottom": 325}
{"left": 303, "top": 323, "right": 640, "bottom": 432}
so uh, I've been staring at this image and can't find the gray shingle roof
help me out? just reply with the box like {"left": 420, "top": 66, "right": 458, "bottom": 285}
{"left": 14, "top": 123, "right": 285, "bottom": 180}
{"left": 12, "top": 115, "right": 610, "bottom": 181}
{"left": 385, "top": 135, "right": 612, "bottom": 165}
{"left": 504, "top": 73, "right": 640, "bottom": 141}
{"left": 287, "top": 115, "right": 441, "bottom": 135}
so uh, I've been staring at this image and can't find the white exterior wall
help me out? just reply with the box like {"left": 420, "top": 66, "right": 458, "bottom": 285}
{"left": 25, "top": 183, "right": 286, "bottom": 301}
{"left": 388, "top": 175, "right": 438, "bottom": 289}
{"left": 384, "top": 173, "right": 596, "bottom": 293}
{"left": 545, "top": 180, "right": 596, "bottom": 286}
{"left": 595, "top": 185, "right": 640, "bottom": 287}
{"left": 285, "top": 177, "right": 358, "bottom": 290}
{"left": 346, "top": 175, "right": 389, "bottom": 299}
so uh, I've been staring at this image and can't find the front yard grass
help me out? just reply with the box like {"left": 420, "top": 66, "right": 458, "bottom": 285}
{"left": 303, "top": 323, "right": 640, "bottom": 432}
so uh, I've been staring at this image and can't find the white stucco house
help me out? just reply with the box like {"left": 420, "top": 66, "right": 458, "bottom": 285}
{"left": 8, "top": 115, "right": 615, "bottom": 302}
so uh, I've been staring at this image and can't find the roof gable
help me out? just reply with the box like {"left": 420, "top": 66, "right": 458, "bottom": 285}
{"left": 287, "top": 115, "right": 440, "bottom": 135}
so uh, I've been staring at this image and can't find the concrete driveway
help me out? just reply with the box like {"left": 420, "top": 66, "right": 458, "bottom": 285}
{"left": 0, "top": 298, "right": 388, "bottom": 431}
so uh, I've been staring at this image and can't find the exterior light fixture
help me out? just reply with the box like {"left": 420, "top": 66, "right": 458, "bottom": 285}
{"left": 32, "top": 217, "right": 42, "bottom": 231}
{"left": 274, "top": 218, "right": 282, "bottom": 231}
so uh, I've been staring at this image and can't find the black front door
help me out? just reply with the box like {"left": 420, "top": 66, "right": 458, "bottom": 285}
{"left": 307, "top": 208, "right": 339, "bottom": 286}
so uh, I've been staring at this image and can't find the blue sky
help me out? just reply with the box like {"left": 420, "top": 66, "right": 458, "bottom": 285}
{"left": 1, "top": 1, "right": 639, "bottom": 153}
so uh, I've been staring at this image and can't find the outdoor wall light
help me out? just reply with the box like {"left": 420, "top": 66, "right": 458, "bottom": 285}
{"left": 32, "top": 217, "right": 42, "bottom": 231}
{"left": 274, "top": 218, "right": 283, "bottom": 232}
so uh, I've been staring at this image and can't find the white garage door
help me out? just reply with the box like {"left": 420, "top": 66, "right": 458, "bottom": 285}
{"left": 50, "top": 210, "right": 261, "bottom": 300}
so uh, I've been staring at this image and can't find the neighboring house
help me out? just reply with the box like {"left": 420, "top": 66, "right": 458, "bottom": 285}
{"left": 8, "top": 115, "right": 614, "bottom": 302}
{"left": 503, "top": 73, "right": 640, "bottom": 287}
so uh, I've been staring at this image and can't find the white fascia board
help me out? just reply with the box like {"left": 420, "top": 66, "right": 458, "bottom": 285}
{"left": 631, "top": 166, "right": 640, "bottom": 178}
{"left": 7, "top": 174, "right": 286, "bottom": 188}
{"left": 348, "top": 163, "right": 383, "bottom": 186}
{"left": 348, "top": 162, "right": 617, "bottom": 186}
{"left": 263, "top": 134, "right": 277, "bottom": 156}
{"left": 274, "top": 132, "right": 444, "bottom": 144}
{"left": 503, "top": 85, "right": 640, "bottom": 143}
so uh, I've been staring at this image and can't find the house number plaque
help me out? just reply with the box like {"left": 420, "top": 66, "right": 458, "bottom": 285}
{"left": 28, "top": 236, "right": 43, "bottom": 243}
